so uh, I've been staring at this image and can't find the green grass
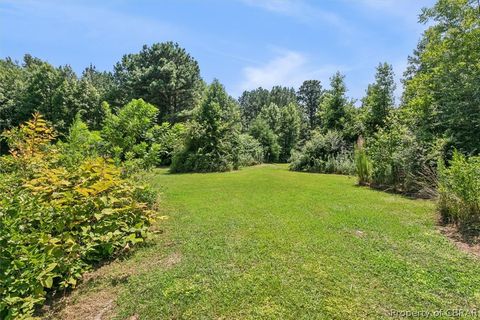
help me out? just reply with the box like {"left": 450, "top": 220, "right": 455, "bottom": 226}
{"left": 112, "top": 164, "right": 480, "bottom": 319}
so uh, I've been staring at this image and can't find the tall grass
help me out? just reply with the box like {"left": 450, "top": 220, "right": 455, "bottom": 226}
{"left": 438, "top": 151, "right": 480, "bottom": 230}
{"left": 354, "top": 144, "right": 372, "bottom": 186}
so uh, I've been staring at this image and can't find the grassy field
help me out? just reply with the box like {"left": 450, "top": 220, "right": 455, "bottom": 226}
{"left": 58, "top": 164, "right": 480, "bottom": 319}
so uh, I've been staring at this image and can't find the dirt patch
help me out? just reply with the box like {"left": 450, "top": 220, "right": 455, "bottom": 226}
{"left": 43, "top": 251, "right": 182, "bottom": 319}
{"left": 163, "top": 251, "right": 182, "bottom": 268}
{"left": 42, "top": 288, "right": 117, "bottom": 320}
{"left": 438, "top": 224, "right": 480, "bottom": 258}
{"left": 354, "top": 230, "right": 365, "bottom": 238}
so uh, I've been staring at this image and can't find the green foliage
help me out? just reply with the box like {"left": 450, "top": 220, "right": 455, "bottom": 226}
{"left": 0, "top": 114, "right": 155, "bottom": 319}
{"left": 354, "top": 141, "right": 372, "bottom": 185}
{"left": 113, "top": 42, "right": 202, "bottom": 123}
{"left": 297, "top": 80, "right": 323, "bottom": 129}
{"left": 438, "top": 151, "right": 480, "bottom": 228}
{"left": 1, "top": 112, "right": 57, "bottom": 174}
{"left": 289, "top": 130, "right": 354, "bottom": 175}
{"left": 317, "top": 72, "right": 360, "bottom": 143}
{"left": 75, "top": 71, "right": 111, "bottom": 131}
{"left": 361, "top": 63, "right": 396, "bottom": 137}
{"left": 237, "top": 134, "right": 263, "bottom": 167}
{"left": 101, "top": 99, "right": 160, "bottom": 170}
{"left": 278, "top": 103, "right": 301, "bottom": 162}
{"left": 402, "top": 0, "right": 480, "bottom": 155}
{"left": 57, "top": 114, "right": 102, "bottom": 168}
{"left": 19, "top": 62, "right": 78, "bottom": 133}
{"left": 0, "top": 59, "right": 26, "bottom": 136}
{"left": 352, "top": 1, "right": 480, "bottom": 196}
{"left": 366, "top": 119, "right": 415, "bottom": 190}
{"left": 238, "top": 86, "right": 300, "bottom": 130}
{"left": 318, "top": 72, "right": 349, "bottom": 132}
{"left": 269, "top": 86, "right": 297, "bottom": 108}
{"left": 171, "top": 80, "right": 241, "bottom": 173}
{"left": 246, "top": 102, "right": 302, "bottom": 163}
{"left": 148, "top": 122, "right": 186, "bottom": 166}
{"left": 249, "top": 117, "right": 280, "bottom": 163}
{"left": 259, "top": 102, "right": 282, "bottom": 133}
{"left": 0, "top": 55, "right": 108, "bottom": 145}
{"left": 364, "top": 114, "right": 441, "bottom": 194}
{"left": 238, "top": 87, "right": 270, "bottom": 128}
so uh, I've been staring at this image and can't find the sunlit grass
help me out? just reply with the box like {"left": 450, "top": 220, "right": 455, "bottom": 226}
{"left": 113, "top": 164, "right": 480, "bottom": 319}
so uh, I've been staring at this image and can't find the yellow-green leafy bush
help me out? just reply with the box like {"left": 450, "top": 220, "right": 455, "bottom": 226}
{"left": 0, "top": 114, "right": 156, "bottom": 319}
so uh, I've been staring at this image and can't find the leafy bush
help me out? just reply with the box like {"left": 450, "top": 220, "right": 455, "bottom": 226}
{"left": 57, "top": 114, "right": 102, "bottom": 168}
{"left": 325, "top": 152, "right": 355, "bottom": 175}
{"left": 237, "top": 134, "right": 263, "bottom": 167}
{"left": 249, "top": 117, "right": 280, "bottom": 163}
{"left": 365, "top": 116, "right": 439, "bottom": 195}
{"left": 438, "top": 151, "right": 480, "bottom": 229}
{"left": 171, "top": 80, "right": 241, "bottom": 173}
{"left": 0, "top": 114, "right": 156, "bottom": 319}
{"left": 289, "top": 130, "right": 354, "bottom": 174}
{"left": 366, "top": 121, "right": 412, "bottom": 189}
{"left": 101, "top": 99, "right": 160, "bottom": 171}
{"left": 147, "top": 122, "right": 186, "bottom": 166}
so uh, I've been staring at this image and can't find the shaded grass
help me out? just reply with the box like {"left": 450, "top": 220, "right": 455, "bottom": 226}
{"left": 109, "top": 164, "right": 480, "bottom": 319}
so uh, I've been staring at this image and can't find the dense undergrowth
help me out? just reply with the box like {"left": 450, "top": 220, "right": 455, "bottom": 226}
{"left": 439, "top": 151, "right": 480, "bottom": 231}
{"left": 0, "top": 114, "right": 156, "bottom": 319}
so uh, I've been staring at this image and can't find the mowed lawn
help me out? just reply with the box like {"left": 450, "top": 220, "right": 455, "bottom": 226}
{"left": 114, "top": 164, "right": 480, "bottom": 319}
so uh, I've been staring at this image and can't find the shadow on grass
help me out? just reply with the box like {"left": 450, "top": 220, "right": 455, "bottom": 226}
{"left": 438, "top": 221, "right": 480, "bottom": 257}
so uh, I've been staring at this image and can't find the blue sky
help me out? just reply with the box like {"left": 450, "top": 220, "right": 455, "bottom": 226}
{"left": 0, "top": 0, "right": 435, "bottom": 102}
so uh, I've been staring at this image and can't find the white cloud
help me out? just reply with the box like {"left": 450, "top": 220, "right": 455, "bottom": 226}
{"left": 239, "top": 0, "right": 351, "bottom": 33}
{"left": 1, "top": 0, "right": 179, "bottom": 46}
{"left": 235, "top": 49, "right": 344, "bottom": 96}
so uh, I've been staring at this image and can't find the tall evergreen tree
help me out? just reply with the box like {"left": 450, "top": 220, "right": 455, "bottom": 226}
{"left": 297, "top": 80, "right": 323, "bottom": 129}
{"left": 362, "top": 63, "right": 396, "bottom": 136}
{"left": 113, "top": 42, "right": 203, "bottom": 123}
{"left": 238, "top": 87, "right": 270, "bottom": 128}
{"left": 318, "top": 72, "right": 349, "bottom": 132}
{"left": 269, "top": 86, "right": 297, "bottom": 108}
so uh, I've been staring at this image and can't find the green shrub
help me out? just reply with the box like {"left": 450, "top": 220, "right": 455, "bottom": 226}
{"left": 0, "top": 114, "right": 156, "bottom": 319}
{"left": 101, "top": 99, "right": 160, "bottom": 171}
{"left": 326, "top": 152, "right": 355, "bottom": 175}
{"left": 57, "top": 114, "right": 102, "bottom": 168}
{"left": 170, "top": 80, "right": 241, "bottom": 173}
{"left": 354, "top": 142, "right": 372, "bottom": 185}
{"left": 249, "top": 117, "right": 280, "bottom": 163}
{"left": 238, "top": 134, "right": 263, "bottom": 167}
{"left": 365, "top": 116, "right": 436, "bottom": 194}
{"left": 289, "top": 130, "right": 354, "bottom": 174}
{"left": 148, "top": 122, "right": 186, "bottom": 166}
{"left": 438, "top": 151, "right": 480, "bottom": 229}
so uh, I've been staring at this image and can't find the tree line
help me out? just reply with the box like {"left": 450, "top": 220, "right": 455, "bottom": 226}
{"left": 0, "top": 1, "right": 477, "bottom": 197}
